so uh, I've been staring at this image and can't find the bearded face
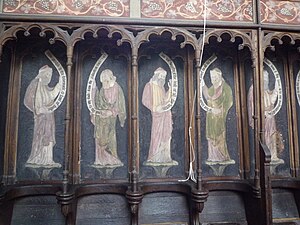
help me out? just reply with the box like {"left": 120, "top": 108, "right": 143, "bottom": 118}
{"left": 100, "top": 70, "right": 116, "bottom": 89}
{"left": 153, "top": 71, "right": 166, "bottom": 87}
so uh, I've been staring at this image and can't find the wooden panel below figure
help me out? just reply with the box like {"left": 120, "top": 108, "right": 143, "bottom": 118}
{"left": 200, "top": 191, "right": 248, "bottom": 225}
{"left": 142, "top": 223, "right": 187, "bottom": 225}
{"left": 76, "top": 194, "right": 130, "bottom": 225}
{"left": 203, "top": 223, "right": 246, "bottom": 225}
{"left": 139, "top": 193, "right": 189, "bottom": 225}
{"left": 11, "top": 196, "right": 64, "bottom": 225}
{"left": 272, "top": 189, "right": 299, "bottom": 220}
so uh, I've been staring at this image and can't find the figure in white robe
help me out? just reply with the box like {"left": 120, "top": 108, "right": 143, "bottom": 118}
{"left": 24, "top": 65, "right": 62, "bottom": 168}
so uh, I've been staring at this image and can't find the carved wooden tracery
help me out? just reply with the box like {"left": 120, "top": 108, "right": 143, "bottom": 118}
{"left": 1, "top": 21, "right": 300, "bottom": 225}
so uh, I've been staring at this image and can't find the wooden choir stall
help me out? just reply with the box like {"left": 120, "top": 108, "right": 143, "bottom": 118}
{"left": 0, "top": 0, "right": 300, "bottom": 224}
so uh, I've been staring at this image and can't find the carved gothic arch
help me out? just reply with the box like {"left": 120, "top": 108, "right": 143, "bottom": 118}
{"left": 69, "top": 24, "right": 135, "bottom": 49}
{"left": 262, "top": 31, "right": 300, "bottom": 53}
{"left": 0, "top": 23, "right": 71, "bottom": 58}
{"left": 200, "top": 29, "right": 256, "bottom": 62}
{"left": 133, "top": 26, "right": 198, "bottom": 51}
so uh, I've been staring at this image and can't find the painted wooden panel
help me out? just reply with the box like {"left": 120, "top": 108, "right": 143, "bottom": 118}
{"left": 261, "top": 0, "right": 300, "bottom": 25}
{"left": 139, "top": 52, "right": 185, "bottom": 179}
{"left": 141, "top": 0, "right": 253, "bottom": 22}
{"left": 80, "top": 48, "right": 129, "bottom": 181}
{"left": 2, "top": 0, "right": 129, "bottom": 17}
{"left": 200, "top": 53, "right": 239, "bottom": 177}
{"left": 17, "top": 46, "right": 66, "bottom": 181}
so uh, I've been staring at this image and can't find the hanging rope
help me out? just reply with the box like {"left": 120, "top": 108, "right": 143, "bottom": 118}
{"left": 179, "top": 0, "right": 207, "bottom": 183}
{"left": 179, "top": 91, "right": 197, "bottom": 182}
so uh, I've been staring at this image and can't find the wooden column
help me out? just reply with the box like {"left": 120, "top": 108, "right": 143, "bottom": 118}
{"left": 126, "top": 46, "right": 143, "bottom": 225}
{"left": 191, "top": 46, "right": 208, "bottom": 225}
{"left": 56, "top": 45, "right": 75, "bottom": 225}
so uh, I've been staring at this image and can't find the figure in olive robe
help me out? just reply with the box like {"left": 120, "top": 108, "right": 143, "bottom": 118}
{"left": 90, "top": 69, "right": 126, "bottom": 166}
{"left": 203, "top": 68, "right": 234, "bottom": 164}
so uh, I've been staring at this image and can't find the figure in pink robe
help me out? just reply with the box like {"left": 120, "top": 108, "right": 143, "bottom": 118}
{"left": 24, "top": 65, "right": 62, "bottom": 168}
{"left": 247, "top": 70, "right": 284, "bottom": 164}
{"left": 142, "top": 67, "right": 178, "bottom": 166}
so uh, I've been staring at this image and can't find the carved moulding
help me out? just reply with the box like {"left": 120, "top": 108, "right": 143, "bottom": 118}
{"left": 0, "top": 23, "right": 70, "bottom": 49}
{"left": 262, "top": 31, "right": 300, "bottom": 53}
{"left": 199, "top": 29, "right": 256, "bottom": 62}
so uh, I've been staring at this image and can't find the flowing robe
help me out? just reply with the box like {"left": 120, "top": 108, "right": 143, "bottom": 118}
{"left": 142, "top": 81, "right": 174, "bottom": 164}
{"left": 206, "top": 80, "right": 233, "bottom": 162}
{"left": 264, "top": 89, "right": 280, "bottom": 161}
{"left": 24, "top": 78, "right": 61, "bottom": 167}
{"left": 247, "top": 85, "right": 282, "bottom": 161}
{"left": 92, "top": 82, "right": 126, "bottom": 166}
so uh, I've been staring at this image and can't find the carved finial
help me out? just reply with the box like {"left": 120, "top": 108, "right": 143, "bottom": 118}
{"left": 39, "top": 31, "right": 46, "bottom": 37}
{"left": 24, "top": 30, "right": 30, "bottom": 37}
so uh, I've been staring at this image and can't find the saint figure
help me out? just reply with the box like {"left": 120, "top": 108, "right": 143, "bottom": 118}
{"left": 24, "top": 65, "right": 62, "bottom": 168}
{"left": 248, "top": 70, "right": 284, "bottom": 164}
{"left": 90, "top": 69, "right": 126, "bottom": 167}
{"left": 202, "top": 67, "right": 234, "bottom": 164}
{"left": 142, "top": 67, "right": 178, "bottom": 166}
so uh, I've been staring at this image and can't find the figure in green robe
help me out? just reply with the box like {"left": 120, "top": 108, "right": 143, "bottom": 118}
{"left": 202, "top": 67, "right": 234, "bottom": 164}
{"left": 90, "top": 69, "right": 126, "bottom": 167}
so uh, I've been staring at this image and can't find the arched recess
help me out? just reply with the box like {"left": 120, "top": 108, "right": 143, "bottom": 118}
{"left": 0, "top": 23, "right": 70, "bottom": 185}
{"left": 196, "top": 29, "right": 256, "bottom": 179}
{"left": 195, "top": 28, "right": 260, "bottom": 225}
{"left": 262, "top": 31, "right": 300, "bottom": 178}
{"left": 132, "top": 26, "right": 197, "bottom": 179}
{"left": 128, "top": 26, "right": 202, "bottom": 225}
{"left": 67, "top": 24, "right": 135, "bottom": 185}
{"left": 261, "top": 31, "right": 300, "bottom": 224}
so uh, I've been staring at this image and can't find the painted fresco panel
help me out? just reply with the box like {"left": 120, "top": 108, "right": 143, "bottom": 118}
{"left": 3, "top": 0, "right": 129, "bottom": 17}
{"left": 139, "top": 53, "right": 185, "bottom": 179}
{"left": 141, "top": 0, "right": 253, "bottom": 22}
{"left": 248, "top": 57, "right": 291, "bottom": 176}
{"left": 261, "top": 0, "right": 300, "bottom": 25}
{"left": 200, "top": 55, "right": 239, "bottom": 177}
{"left": 80, "top": 52, "right": 128, "bottom": 181}
{"left": 17, "top": 50, "right": 65, "bottom": 181}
